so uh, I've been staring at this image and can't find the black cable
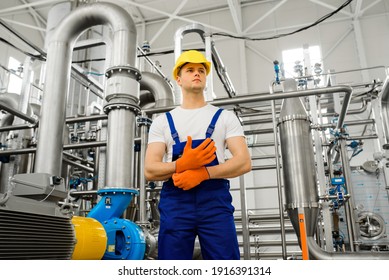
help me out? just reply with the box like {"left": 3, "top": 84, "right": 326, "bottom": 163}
{"left": 72, "top": 50, "right": 179, "bottom": 63}
{"left": 137, "top": 48, "right": 205, "bottom": 57}
{"left": 0, "top": 37, "right": 46, "bottom": 61}
{"left": 72, "top": 58, "right": 106, "bottom": 64}
{"left": 137, "top": 49, "right": 175, "bottom": 57}
{"left": 212, "top": 0, "right": 353, "bottom": 41}
{"left": 353, "top": 81, "right": 380, "bottom": 98}
{"left": 71, "top": 48, "right": 207, "bottom": 63}
{"left": 0, "top": 64, "right": 11, "bottom": 73}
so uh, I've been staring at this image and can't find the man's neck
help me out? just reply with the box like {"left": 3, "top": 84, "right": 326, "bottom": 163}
{"left": 181, "top": 92, "right": 207, "bottom": 109}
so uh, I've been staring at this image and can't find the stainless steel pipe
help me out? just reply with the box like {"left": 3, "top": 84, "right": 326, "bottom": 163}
{"left": 143, "top": 85, "right": 353, "bottom": 115}
{"left": 34, "top": 2, "right": 138, "bottom": 180}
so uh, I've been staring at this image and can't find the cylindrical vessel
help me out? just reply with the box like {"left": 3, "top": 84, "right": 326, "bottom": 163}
{"left": 278, "top": 96, "right": 319, "bottom": 238}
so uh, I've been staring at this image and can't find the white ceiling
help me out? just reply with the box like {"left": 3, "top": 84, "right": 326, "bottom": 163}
{"left": 1, "top": 0, "right": 389, "bottom": 99}
{"left": 1, "top": 0, "right": 388, "bottom": 53}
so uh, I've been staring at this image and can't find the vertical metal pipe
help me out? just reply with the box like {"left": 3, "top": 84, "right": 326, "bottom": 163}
{"left": 308, "top": 95, "right": 334, "bottom": 251}
{"left": 270, "top": 83, "right": 287, "bottom": 259}
{"left": 105, "top": 108, "right": 136, "bottom": 188}
{"left": 138, "top": 112, "right": 149, "bottom": 224}
{"left": 93, "top": 128, "right": 101, "bottom": 192}
{"left": 35, "top": 41, "right": 71, "bottom": 175}
{"left": 70, "top": 81, "right": 76, "bottom": 117}
{"left": 18, "top": 57, "right": 33, "bottom": 117}
{"left": 96, "top": 119, "right": 108, "bottom": 190}
{"left": 338, "top": 138, "right": 359, "bottom": 251}
{"left": 335, "top": 90, "right": 352, "bottom": 130}
{"left": 239, "top": 174, "right": 251, "bottom": 260}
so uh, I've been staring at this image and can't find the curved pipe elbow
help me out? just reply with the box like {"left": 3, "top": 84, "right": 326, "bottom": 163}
{"left": 140, "top": 72, "right": 174, "bottom": 109}
{"left": 49, "top": 2, "right": 137, "bottom": 67}
{"left": 307, "top": 237, "right": 389, "bottom": 260}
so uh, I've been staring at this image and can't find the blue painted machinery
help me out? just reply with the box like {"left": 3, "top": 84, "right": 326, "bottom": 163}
{"left": 87, "top": 189, "right": 146, "bottom": 260}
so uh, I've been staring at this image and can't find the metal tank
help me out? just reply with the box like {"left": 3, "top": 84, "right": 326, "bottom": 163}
{"left": 277, "top": 81, "right": 389, "bottom": 259}
{"left": 277, "top": 79, "right": 319, "bottom": 258}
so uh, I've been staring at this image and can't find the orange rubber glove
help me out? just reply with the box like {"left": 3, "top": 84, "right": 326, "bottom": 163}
{"left": 175, "top": 136, "right": 216, "bottom": 173}
{"left": 172, "top": 167, "right": 210, "bottom": 191}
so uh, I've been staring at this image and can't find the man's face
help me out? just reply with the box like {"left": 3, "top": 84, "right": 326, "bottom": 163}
{"left": 176, "top": 63, "right": 207, "bottom": 92}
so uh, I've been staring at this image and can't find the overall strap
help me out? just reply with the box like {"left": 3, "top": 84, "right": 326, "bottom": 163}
{"left": 165, "top": 112, "right": 180, "bottom": 145}
{"left": 206, "top": 108, "right": 224, "bottom": 138}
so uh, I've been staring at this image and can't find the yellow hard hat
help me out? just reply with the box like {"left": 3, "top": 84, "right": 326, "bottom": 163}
{"left": 172, "top": 50, "right": 211, "bottom": 79}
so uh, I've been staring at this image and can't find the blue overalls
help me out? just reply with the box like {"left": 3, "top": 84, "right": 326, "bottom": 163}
{"left": 158, "top": 108, "right": 240, "bottom": 260}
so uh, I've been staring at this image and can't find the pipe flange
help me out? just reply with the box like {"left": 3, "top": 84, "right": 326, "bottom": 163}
{"left": 103, "top": 102, "right": 141, "bottom": 115}
{"left": 279, "top": 114, "right": 310, "bottom": 122}
{"left": 27, "top": 114, "right": 39, "bottom": 128}
{"left": 285, "top": 201, "right": 319, "bottom": 209}
{"left": 277, "top": 114, "right": 311, "bottom": 125}
{"left": 105, "top": 65, "right": 142, "bottom": 81}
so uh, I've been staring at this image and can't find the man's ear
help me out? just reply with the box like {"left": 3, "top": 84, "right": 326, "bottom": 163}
{"left": 176, "top": 76, "right": 182, "bottom": 86}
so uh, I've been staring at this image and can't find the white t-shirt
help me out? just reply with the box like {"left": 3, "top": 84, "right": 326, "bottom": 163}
{"left": 147, "top": 104, "right": 245, "bottom": 163}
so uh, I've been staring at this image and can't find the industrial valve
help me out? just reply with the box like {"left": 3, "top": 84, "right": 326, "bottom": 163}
{"left": 329, "top": 177, "right": 347, "bottom": 209}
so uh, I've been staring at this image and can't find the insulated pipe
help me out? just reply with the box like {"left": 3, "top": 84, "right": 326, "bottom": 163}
{"left": 34, "top": 2, "right": 138, "bottom": 180}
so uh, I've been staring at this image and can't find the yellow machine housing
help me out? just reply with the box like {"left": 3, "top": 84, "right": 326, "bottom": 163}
{"left": 71, "top": 216, "right": 107, "bottom": 260}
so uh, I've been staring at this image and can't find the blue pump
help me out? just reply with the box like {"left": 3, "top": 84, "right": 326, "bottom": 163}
{"left": 87, "top": 188, "right": 146, "bottom": 260}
